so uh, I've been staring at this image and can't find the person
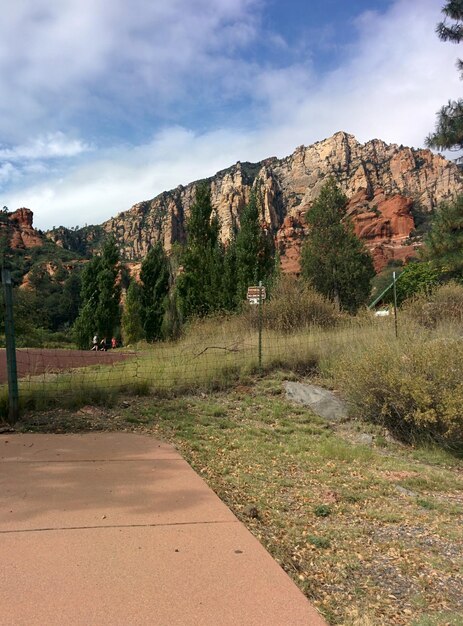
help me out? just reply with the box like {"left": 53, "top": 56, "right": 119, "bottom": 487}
{"left": 99, "top": 337, "right": 107, "bottom": 352}
{"left": 111, "top": 336, "right": 117, "bottom": 349}
{"left": 91, "top": 334, "right": 98, "bottom": 351}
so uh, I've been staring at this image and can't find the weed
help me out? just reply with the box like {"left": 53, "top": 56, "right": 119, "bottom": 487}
{"left": 314, "top": 504, "right": 332, "bottom": 517}
{"left": 307, "top": 535, "right": 331, "bottom": 549}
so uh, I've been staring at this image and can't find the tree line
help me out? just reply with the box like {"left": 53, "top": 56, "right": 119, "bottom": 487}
{"left": 72, "top": 181, "right": 279, "bottom": 347}
{"left": 70, "top": 179, "right": 378, "bottom": 348}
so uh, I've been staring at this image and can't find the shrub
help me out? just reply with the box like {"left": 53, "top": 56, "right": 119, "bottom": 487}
{"left": 334, "top": 333, "right": 463, "bottom": 448}
{"left": 250, "top": 277, "right": 342, "bottom": 333}
{"left": 402, "top": 281, "right": 463, "bottom": 328}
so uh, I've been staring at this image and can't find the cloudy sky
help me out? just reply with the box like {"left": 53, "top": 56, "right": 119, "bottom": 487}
{"left": 0, "top": 0, "right": 460, "bottom": 230}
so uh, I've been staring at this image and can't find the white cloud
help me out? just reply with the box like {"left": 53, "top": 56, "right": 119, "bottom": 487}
{"left": 0, "top": 132, "right": 92, "bottom": 161}
{"left": 0, "top": 0, "right": 261, "bottom": 142}
{"left": 2, "top": 0, "right": 462, "bottom": 230}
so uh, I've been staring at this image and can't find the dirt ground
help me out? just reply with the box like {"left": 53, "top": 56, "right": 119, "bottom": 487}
{"left": 0, "top": 348, "right": 131, "bottom": 383}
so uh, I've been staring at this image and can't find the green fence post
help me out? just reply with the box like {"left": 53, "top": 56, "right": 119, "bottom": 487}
{"left": 258, "top": 280, "right": 263, "bottom": 371}
{"left": 2, "top": 268, "right": 19, "bottom": 423}
{"left": 393, "top": 271, "right": 398, "bottom": 339}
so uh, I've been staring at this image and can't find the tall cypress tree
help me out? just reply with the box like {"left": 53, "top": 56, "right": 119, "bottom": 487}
{"left": 221, "top": 233, "right": 238, "bottom": 311}
{"left": 121, "top": 280, "right": 144, "bottom": 344}
{"left": 140, "top": 242, "right": 170, "bottom": 341}
{"left": 177, "top": 182, "right": 224, "bottom": 318}
{"left": 73, "top": 237, "right": 121, "bottom": 348}
{"left": 235, "top": 187, "right": 275, "bottom": 302}
{"left": 301, "top": 179, "right": 374, "bottom": 313}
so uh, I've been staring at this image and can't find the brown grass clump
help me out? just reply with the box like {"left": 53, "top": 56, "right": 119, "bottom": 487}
{"left": 333, "top": 329, "right": 463, "bottom": 448}
{"left": 402, "top": 281, "right": 463, "bottom": 328}
{"left": 250, "top": 276, "right": 342, "bottom": 333}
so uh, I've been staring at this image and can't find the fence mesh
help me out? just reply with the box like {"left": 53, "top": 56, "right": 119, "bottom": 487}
{"left": 2, "top": 296, "right": 462, "bottom": 448}
{"left": 0, "top": 310, "right": 404, "bottom": 414}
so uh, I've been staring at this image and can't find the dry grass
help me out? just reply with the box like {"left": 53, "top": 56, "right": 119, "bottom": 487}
{"left": 3, "top": 306, "right": 463, "bottom": 451}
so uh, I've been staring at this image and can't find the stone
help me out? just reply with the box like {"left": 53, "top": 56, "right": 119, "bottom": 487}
{"left": 284, "top": 382, "right": 348, "bottom": 422}
{"left": 358, "top": 433, "right": 374, "bottom": 445}
{"left": 395, "top": 485, "right": 418, "bottom": 498}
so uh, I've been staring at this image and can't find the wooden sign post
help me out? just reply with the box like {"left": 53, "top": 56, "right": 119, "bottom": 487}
{"left": 247, "top": 282, "right": 266, "bottom": 370}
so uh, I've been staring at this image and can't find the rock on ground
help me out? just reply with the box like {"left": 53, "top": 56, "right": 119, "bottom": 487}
{"left": 284, "top": 382, "right": 348, "bottom": 422}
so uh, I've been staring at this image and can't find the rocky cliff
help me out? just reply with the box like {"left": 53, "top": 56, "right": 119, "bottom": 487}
{"left": 1, "top": 208, "right": 45, "bottom": 250}
{"left": 47, "top": 131, "right": 463, "bottom": 273}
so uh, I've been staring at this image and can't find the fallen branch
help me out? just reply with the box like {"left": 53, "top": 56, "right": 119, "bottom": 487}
{"left": 194, "top": 345, "right": 241, "bottom": 358}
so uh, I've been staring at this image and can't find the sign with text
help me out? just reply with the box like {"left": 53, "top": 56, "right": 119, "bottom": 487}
{"left": 247, "top": 285, "right": 266, "bottom": 305}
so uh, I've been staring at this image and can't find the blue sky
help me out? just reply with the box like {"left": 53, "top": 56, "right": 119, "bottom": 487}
{"left": 0, "top": 0, "right": 460, "bottom": 229}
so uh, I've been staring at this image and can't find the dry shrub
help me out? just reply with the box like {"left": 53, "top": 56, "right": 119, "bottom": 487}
{"left": 334, "top": 334, "right": 463, "bottom": 448}
{"left": 402, "top": 281, "right": 463, "bottom": 328}
{"left": 252, "top": 277, "right": 341, "bottom": 333}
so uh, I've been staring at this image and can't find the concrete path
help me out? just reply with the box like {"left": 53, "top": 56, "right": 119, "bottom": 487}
{"left": 0, "top": 433, "right": 325, "bottom": 625}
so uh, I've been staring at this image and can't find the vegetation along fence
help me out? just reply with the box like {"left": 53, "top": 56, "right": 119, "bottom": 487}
{"left": 2, "top": 281, "right": 463, "bottom": 452}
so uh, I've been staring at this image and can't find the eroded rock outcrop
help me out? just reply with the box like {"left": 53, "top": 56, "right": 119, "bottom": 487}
{"left": 1, "top": 208, "right": 44, "bottom": 250}
{"left": 46, "top": 132, "right": 463, "bottom": 273}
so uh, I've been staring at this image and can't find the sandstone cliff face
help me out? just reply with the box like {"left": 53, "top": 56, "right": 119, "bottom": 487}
{"left": 1, "top": 208, "right": 44, "bottom": 250}
{"left": 50, "top": 132, "right": 463, "bottom": 273}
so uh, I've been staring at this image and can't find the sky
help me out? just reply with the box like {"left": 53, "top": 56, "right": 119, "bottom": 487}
{"left": 0, "top": 0, "right": 460, "bottom": 230}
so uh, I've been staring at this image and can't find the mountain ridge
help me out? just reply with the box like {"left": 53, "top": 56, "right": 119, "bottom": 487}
{"left": 19, "top": 131, "right": 463, "bottom": 272}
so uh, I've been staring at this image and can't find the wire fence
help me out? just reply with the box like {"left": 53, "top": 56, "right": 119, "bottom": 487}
{"left": 0, "top": 310, "right": 404, "bottom": 418}
{"left": 2, "top": 305, "right": 463, "bottom": 451}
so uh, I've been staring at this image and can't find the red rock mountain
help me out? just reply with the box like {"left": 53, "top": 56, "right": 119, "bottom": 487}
{"left": 43, "top": 131, "right": 463, "bottom": 272}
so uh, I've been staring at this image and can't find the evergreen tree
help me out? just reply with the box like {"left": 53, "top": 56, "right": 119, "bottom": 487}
{"left": 301, "top": 179, "right": 375, "bottom": 313}
{"left": 424, "top": 194, "right": 463, "bottom": 280}
{"left": 61, "top": 271, "right": 82, "bottom": 327}
{"left": 235, "top": 187, "right": 275, "bottom": 302}
{"left": 140, "top": 241, "right": 170, "bottom": 341}
{"left": 221, "top": 235, "right": 238, "bottom": 311}
{"left": 73, "top": 237, "right": 121, "bottom": 348}
{"left": 121, "top": 281, "right": 144, "bottom": 344}
{"left": 426, "top": 1, "right": 463, "bottom": 150}
{"left": 177, "top": 182, "right": 225, "bottom": 318}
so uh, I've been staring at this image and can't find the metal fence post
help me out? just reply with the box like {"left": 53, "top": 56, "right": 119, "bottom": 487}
{"left": 2, "top": 268, "right": 19, "bottom": 422}
{"left": 258, "top": 280, "right": 263, "bottom": 371}
{"left": 393, "top": 271, "right": 398, "bottom": 339}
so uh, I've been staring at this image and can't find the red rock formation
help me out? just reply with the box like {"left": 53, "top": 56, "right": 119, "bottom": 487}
{"left": 2, "top": 208, "right": 44, "bottom": 250}
{"left": 275, "top": 212, "right": 307, "bottom": 274}
{"left": 347, "top": 189, "right": 418, "bottom": 272}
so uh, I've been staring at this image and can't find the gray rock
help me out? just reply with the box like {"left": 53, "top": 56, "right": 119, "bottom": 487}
{"left": 395, "top": 485, "right": 417, "bottom": 497}
{"left": 284, "top": 381, "right": 348, "bottom": 422}
{"left": 358, "top": 433, "right": 374, "bottom": 445}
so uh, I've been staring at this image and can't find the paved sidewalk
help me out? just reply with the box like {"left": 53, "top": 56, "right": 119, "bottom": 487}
{"left": 0, "top": 433, "right": 325, "bottom": 625}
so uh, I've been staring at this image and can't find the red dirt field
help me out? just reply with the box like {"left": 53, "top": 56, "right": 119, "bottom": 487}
{"left": 0, "top": 349, "right": 132, "bottom": 384}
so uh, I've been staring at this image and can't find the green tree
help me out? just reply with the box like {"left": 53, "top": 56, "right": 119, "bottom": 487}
{"left": 301, "top": 179, "right": 375, "bottom": 313}
{"left": 221, "top": 235, "right": 238, "bottom": 311}
{"left": 121, "top": 281, "right": 144, "bottom": 344}
{"left": 235, "top": 188, "right": 275, "bottom": 302}
{"left": 424, "top": 194, "right": 463, "bottom": 280}
{"left": 177, "top": 182, "right": 224, "bottom": 318}
{"left": 140, "top": 242, "right": 170, "bottom": 341}
{"left": 426, "top": 1, "right": 463, "bottom": 150}
{"left": 395, "top": 262, "right": 440, "bottom": 304}
{"left": 73, "top": 237, "right": 121, "bottom": 348}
